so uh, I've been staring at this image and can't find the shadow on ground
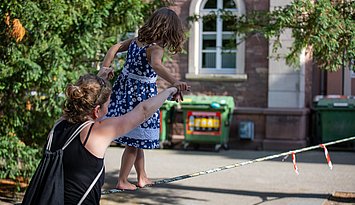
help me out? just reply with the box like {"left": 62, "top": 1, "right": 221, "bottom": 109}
{"left": 102, "top": 170, "right": 331, "bottom": 205}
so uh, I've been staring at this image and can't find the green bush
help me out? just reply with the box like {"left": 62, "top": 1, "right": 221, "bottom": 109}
{"left": 0, "top": 0, "right": 171, "bottom": 189}
{"left": 0, "top": 135, "right": 40, "bottom": 183}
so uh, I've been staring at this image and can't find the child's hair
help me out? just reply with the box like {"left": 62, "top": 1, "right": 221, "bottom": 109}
{"left": 138, "top": 7, "right": 185, "bottom": 54}
{"left": 63, "top": 74, "right": 112, "bottom": 123}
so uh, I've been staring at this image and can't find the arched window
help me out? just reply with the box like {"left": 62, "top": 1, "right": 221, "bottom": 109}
{"left": 187, "top": 0, "right": 246, "bottom": 80}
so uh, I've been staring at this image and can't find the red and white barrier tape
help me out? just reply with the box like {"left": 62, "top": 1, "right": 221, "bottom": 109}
{"left": 320, "top": 144, "right": 333, "bottom": 170}
{"left": 292, "top": 152, "right": 299, "bottom": 175}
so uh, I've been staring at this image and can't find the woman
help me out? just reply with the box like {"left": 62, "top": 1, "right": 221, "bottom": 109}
{"left": 23, "top": 74, "right": 178, "bottom": 204}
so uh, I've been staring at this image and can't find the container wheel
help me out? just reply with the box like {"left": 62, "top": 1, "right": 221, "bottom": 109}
{"left": 214, "top": 144, "right": 222, "bottom": 152}
{"left": 183, "top": 142, "right": 190, "bottom": 151}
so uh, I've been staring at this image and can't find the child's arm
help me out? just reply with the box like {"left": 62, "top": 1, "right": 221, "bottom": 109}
{"left": 148, "top": 45, "right": 189, "bottom": 92}
{"left": 98, "top": 38, "right": 133, "bottom": 80}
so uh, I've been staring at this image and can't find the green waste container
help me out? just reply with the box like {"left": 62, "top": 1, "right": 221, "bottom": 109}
{"left": 159, "top": 100, "right": 177, "bottom": 148}
{"left": 314, "top": 96, "right": 355, "bottom": 143}
{"left": 180, "top": 95, "right": 235, "bottom": 151}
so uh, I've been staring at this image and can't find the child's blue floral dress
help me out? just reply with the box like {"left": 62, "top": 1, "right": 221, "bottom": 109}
{"left": 107, "top": 39, "right": 160, "bottom": 149}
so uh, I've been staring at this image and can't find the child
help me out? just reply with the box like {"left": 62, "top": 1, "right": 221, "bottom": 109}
{"left": 98, "top": 7, "right": 189, "bottom": 190}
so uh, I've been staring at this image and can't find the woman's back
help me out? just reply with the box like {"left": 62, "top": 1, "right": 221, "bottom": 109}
{"left": 51, "top": 120, "right": 104, "bottom": 205}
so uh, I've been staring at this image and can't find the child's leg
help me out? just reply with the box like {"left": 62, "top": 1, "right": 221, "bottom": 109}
{"left": 134, "top": 149, "right": 152, "bottom": 188}
{"left": 116, "top": 146, "right": 138, "bottom": 190}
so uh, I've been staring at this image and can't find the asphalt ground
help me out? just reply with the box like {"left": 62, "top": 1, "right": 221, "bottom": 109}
{"left": 2, "top": 145, "right": 355, "bottom": 205}
{"left": 100, "top": 146, "right": 355, "bottom": 205}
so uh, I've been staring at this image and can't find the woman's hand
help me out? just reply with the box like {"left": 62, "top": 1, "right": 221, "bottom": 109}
{"left": 168, "top": 86, "right": 178, "bottom": 96}
{"left": 170, "top": 81, "right": 190, "bottom": 102}
{"left": 168, "top": 86, "right": 184, "bottom": 102}
{"left": 171, "top": 91, "right": 183, "bottom": 102}
{"left": 173, "top": 81, "right": 190, "bottom": 92}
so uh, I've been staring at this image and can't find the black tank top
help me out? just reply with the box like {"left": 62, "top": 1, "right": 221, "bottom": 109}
{"left": 50, "top": 120, "right": 104, "bottom": 204}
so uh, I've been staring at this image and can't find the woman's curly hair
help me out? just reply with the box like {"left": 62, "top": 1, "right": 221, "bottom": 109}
{"left": 63, "top": 74, "right": 112, "bottom": 123}
{"left": 138, "top": 7, "right": 185, "bottom": 54}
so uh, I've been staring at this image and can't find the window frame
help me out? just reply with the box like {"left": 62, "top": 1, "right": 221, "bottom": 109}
{"left": 187, "top": 0, "right": 246, "bottom": 81}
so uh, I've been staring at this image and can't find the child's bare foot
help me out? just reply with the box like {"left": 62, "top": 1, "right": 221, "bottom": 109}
{"left": 136, "top": 177, "right": 153, "bottom": 188}
{"left": 116, "top": 181, "right": 137, "bottom": 190}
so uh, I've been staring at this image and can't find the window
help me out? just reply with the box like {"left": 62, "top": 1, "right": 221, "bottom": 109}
{"left": 187, "top": 0, "right": 246, "bottom": 81}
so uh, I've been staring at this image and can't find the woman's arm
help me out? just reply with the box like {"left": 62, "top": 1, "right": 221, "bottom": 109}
{"left": 98, "top": 38, "right": 133, "bottom": 79}
{"left": 85, "top": 87, "right": 177, "bottom": 158}
{"left": 96, "top": 86, "right": 178, "bottom": 142}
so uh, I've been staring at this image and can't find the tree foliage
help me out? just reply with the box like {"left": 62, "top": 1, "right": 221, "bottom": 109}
{"left": 0, "top": 0, "right": 170, "bottom": 180}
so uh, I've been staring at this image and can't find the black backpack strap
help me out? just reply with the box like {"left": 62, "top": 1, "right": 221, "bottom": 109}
{"left": 83, "top": 123, "right": 94, "bottom": 146}
{"left": 62, "top": 120, "right": 94, "bottom": 150}
{"left": 78, "top": 164, "right": 104, "bottom": 205}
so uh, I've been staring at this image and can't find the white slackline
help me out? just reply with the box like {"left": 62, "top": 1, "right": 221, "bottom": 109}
{"left": 101, "top": 135, "right": 355, "bottom": 195}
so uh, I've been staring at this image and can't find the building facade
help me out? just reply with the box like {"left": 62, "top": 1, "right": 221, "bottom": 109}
{"left": 158, "top": 0, "right": 355, "bottom": 150}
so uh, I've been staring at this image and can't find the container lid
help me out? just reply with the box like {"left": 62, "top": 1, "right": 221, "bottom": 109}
{"left": 180, "top": 95, "right": 235, "bottom": 109}
{"left": 316, "top": 98, "right": 355, "bottom": 108}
